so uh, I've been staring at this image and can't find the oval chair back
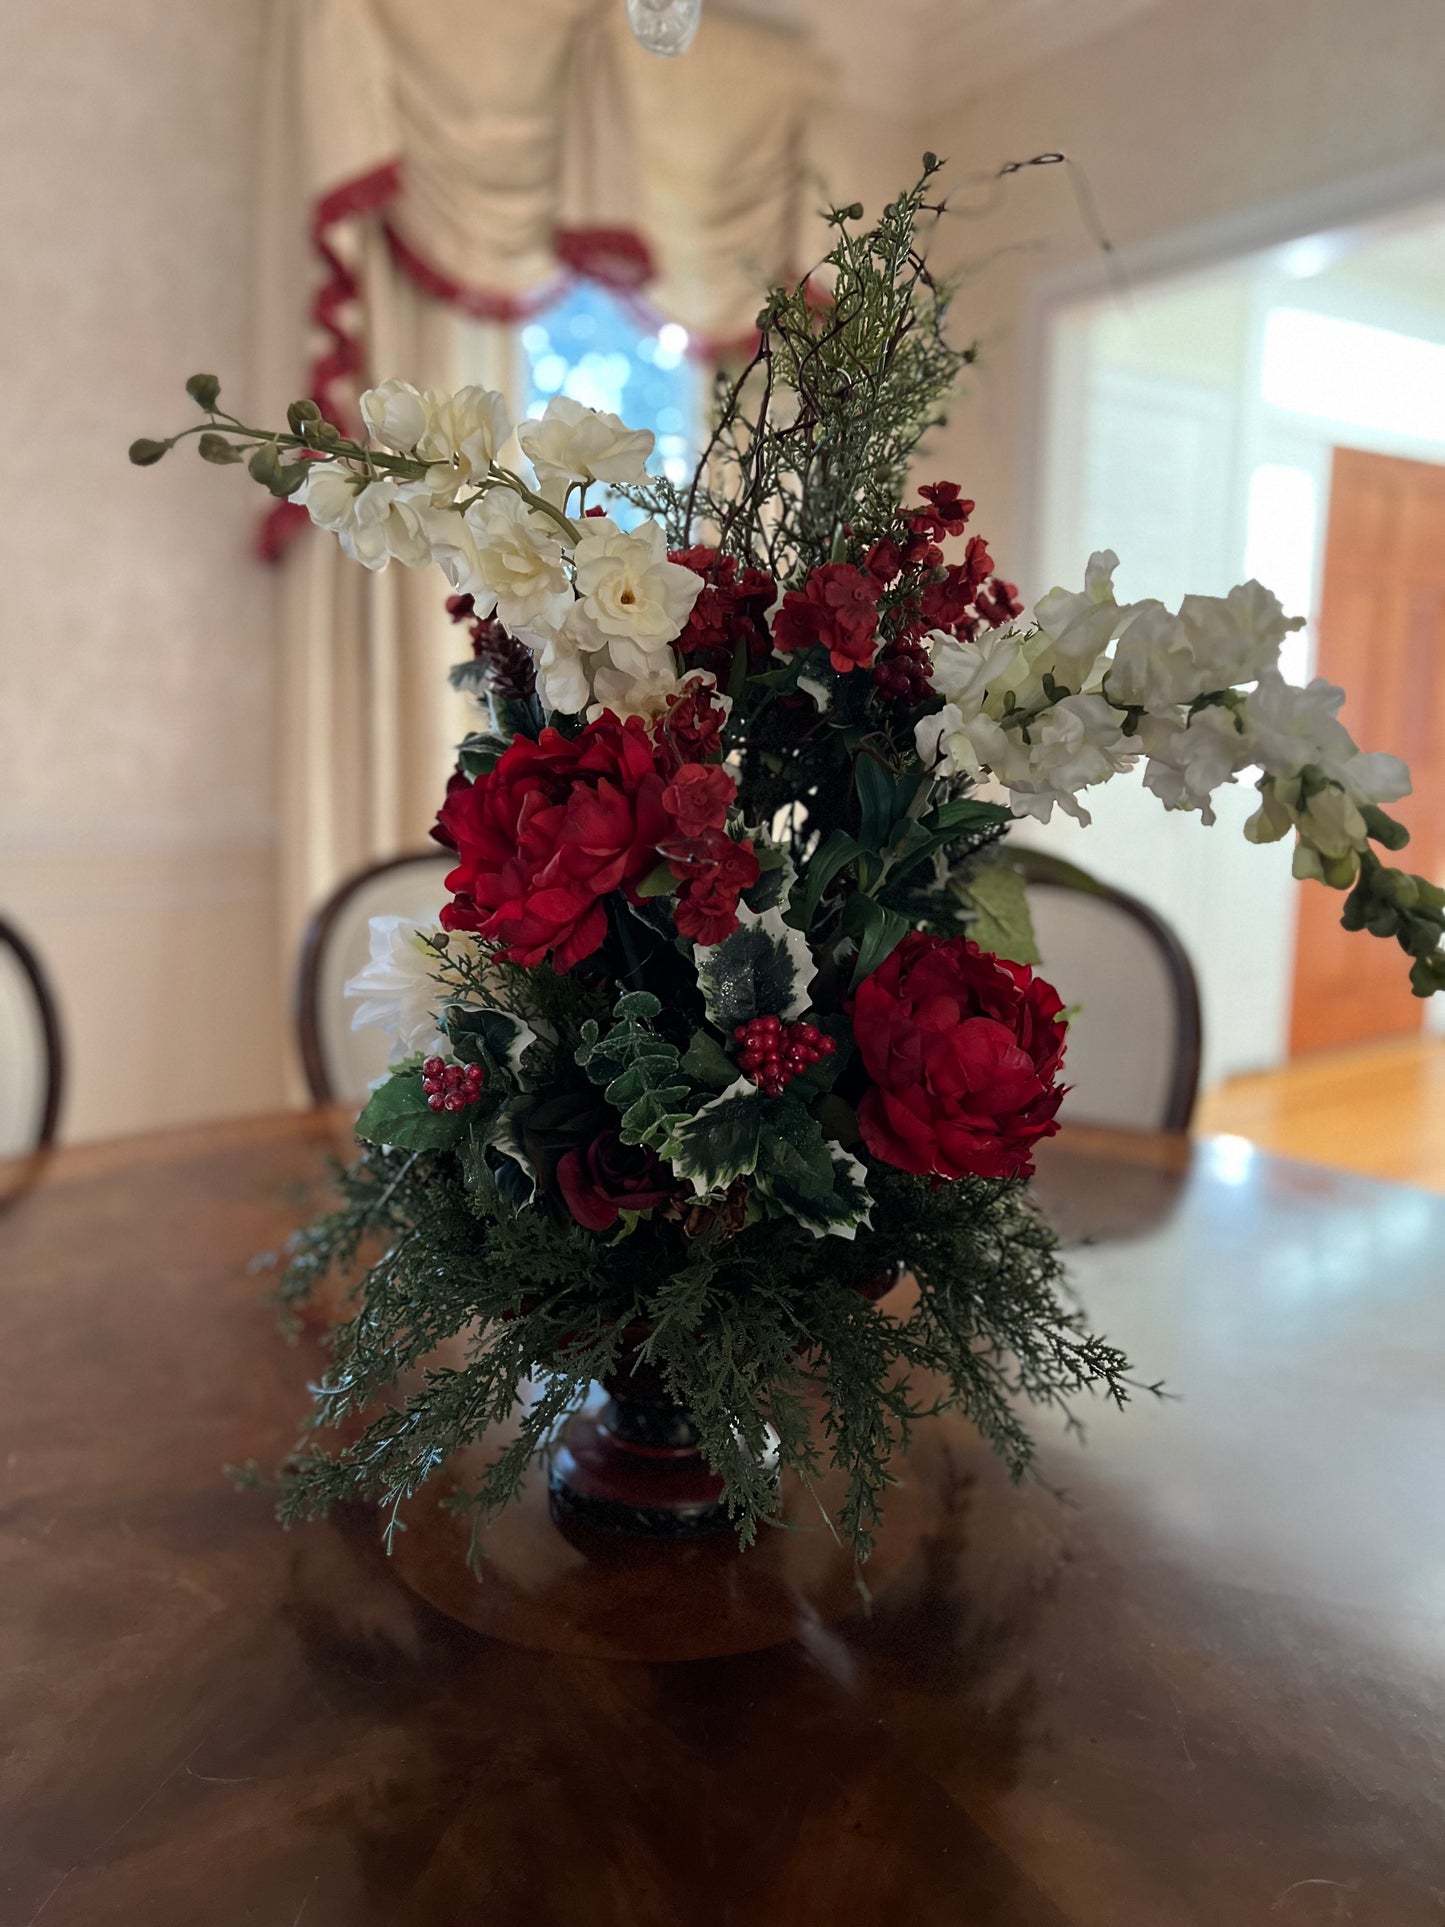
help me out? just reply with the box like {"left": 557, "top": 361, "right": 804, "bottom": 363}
{"left": 0, "top": 913, "right": 64, "bottom": 1163}
{"left": 295, "top": 852, "right": 455, "bottom": 1105}
{"left": 1012, "top": 850, "right": 1202, "bottom": 1133}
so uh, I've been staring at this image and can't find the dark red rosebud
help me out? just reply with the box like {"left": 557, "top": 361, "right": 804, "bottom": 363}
{"left": 849, "top": 933, "right": 1068, "bottom": 1182}
{"left": 558, "top": 1129, "right": 674, "bottom": 1231}
{"left": 583, "top": 504, "right": 608, "bottom": 517}
{"left": 445, "top": 593, "right": 476, "bottom": 623}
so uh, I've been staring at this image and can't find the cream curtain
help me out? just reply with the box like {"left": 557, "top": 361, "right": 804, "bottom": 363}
{"left": 254, "top": 0, "right": 823, "bottom": 1031}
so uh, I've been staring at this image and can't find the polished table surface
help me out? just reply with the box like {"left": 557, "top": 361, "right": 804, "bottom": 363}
{"left": 3, "top": 1111, "right": 1444, "bottom": 1925}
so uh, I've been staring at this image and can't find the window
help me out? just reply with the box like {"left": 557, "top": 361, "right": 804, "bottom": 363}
{"left": 518, "top": 282, "right": 701, "bottom": 524}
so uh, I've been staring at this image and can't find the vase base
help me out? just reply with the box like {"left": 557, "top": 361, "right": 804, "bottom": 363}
{"left": 387, "top": 1391, "right": 928, "bottom": 1662}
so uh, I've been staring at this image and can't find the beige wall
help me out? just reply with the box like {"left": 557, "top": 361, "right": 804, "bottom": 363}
{"left": 0, "top": 0, "right": 287, "bottom": 1140}
{"left": 918, "top": 0, "right": 1445, "bottom": 592}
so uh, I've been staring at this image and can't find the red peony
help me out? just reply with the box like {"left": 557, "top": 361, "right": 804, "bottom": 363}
{"left": 772, "top": 563, "right": 881, "bottom": 673}
{"left": 669, "top": 546, "right": 777, "bottom": 679}
{"left": 558, "top": 1128, "right": 675, "bottom": 1231}
{"left": 435, "top": 714, "right": 675, "bottom": 970}
{"left": 850, "top": 932, "right": 1067, "bottom": 1182}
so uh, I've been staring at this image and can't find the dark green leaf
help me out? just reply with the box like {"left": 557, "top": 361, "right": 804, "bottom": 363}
{"left": 696, "top": 909, "right": 814, "bottom": 1029}
{"left": 792, "top": 829, "right": 864, "bottom": 930}
{"left": 847, "top": 897, "right": 911, "bottom": 986}
{"left": 355, "top": 1067, "right": 468, "bottom": 1152}
{"left": 854, "top": 755, "right": 920, "bottom": 852}
{"left": 681, "top": 1029, "right": 738, "bottom": 1091}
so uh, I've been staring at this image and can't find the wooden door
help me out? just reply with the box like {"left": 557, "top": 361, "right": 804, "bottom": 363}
{"left": 1290, "top": 447, "right": 1445, "bottom": 1055}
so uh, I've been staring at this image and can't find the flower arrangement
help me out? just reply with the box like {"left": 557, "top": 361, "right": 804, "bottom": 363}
{"left": 136, "top": 162, "right": 1444, "bottom": 1558}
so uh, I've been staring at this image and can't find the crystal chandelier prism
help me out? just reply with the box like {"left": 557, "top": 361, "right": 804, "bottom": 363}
{"left": 625, "top": 0, "right": 703, "bottom": 56}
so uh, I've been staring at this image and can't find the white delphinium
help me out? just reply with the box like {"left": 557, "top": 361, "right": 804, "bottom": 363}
{"left": 458, "top": 488, "right": 573, "bottom": 632}
{"left": 300, "top": 465, "right": 432, "bottom": 571}
{"left": 346, "top": 917, "right": 457, "bottom": 1063}
{"left": 570, "top": 516, "right": 703, "bottom": 675}
{"left": 518, "top": 396, "right": 655, "bottom": 505}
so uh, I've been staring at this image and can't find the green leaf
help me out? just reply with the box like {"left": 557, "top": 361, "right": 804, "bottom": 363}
{"left": 753, "top": 1103, "right": 873, "bottom": 1240}
{"left": 669, "top": 1079, "right": 763, "bottom": 1195}
{"left": 185, "top": 373, "right": 222, "bottom": 411}
{"left": 743, "top": 842, "right": 793, "bottom": 916}
{"left": 957, "top": 860, "right": 1040, "bottom": 964}
{"left": 635, "top": 859, "right": 679, "bottom": 900}
{"left": 445, "top": 1005, "right": 534, "bottom": 1075}
{"left": 355, "top": 1067, "right": 468, "bottom": 1152}
{"left": 453, "top": 729, "right": 509, "bottom": 777}
{"left": 681, "top": 1029, "right": 738, "bottom": 1091}
{"left": 696, "top": 905, "right": 816, "bottom": 1029}
{"left": 792, "top": 829, "right": 864, "bottom": 931}
{"left": 128, "top": 437, "right": 169, "bottom": 466}
{"left": 576, "top": 989, "right": 689, "bottom": 1151}
{"left": 854, "top": 755, "right": 922, "bottom": 852}
{"left": 197, "top": 431, "right": 242, "bottom": 464}
{"left": 846, "top": 896, "right": 911, "bottom": 985}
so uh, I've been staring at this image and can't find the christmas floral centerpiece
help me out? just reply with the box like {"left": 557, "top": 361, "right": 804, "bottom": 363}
{"left": 136, "top": 163, "right": 1444, "bottom": 1557}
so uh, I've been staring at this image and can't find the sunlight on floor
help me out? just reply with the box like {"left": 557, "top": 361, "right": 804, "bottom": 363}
{"left": 1198, "top": 1036, "right": 1445, "bottom": 1193}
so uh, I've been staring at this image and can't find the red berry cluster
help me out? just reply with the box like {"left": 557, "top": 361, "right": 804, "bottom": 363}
{"left": 871, "top": 634, "right": 933, "bottom": 704}
{"left": 422, "top": 1056, "right": 484, "bottom": 1114}
{"left": 733, "top": 1016, "right": 836, "bottom": 1097}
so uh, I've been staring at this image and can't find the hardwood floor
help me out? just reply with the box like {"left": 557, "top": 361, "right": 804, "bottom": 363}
{"left": 1198, "top": 1035, "right": 1445, "bottom": 1192}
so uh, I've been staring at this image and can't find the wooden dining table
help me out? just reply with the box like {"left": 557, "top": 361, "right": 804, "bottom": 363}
{"left": 2, "top": 1109, "right": 1443, "bottom": 1925}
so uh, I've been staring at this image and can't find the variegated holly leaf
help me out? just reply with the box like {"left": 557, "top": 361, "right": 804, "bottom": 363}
{"left": 668, "top": 1078, "right": 762, "bottom": 1196}
{"left": 695, "top": 904, "right": 816, "bottom": 1030}
{"left": 753, "top": 1100, "right": 873, "bottom": 1240}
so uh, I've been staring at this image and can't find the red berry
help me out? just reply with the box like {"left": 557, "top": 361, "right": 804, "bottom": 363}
{"left": 819, "top": 1036, "right": 836, "bottom": 1055}
{"left": 427, "top": 1094, "right": 445, "bottom": 1112}
{"left": 423, "top": 1057, "right": 444, "bottom": 1077}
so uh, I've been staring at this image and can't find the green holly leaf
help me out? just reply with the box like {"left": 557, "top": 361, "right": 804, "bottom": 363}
{"left": 753, "top": 1100, "right": 872, "bottom": 1239}
{"left": 681, "top": 1029, "right": 738, "bottom": 1091}
{"left": 956, "top": 860, "right": 1040, "bottom": 964}
{"left": 668, "top": 1079, "right": 762, "bottom": 1195}
{"left": 696, "top": 905, "right": 816, "bottom": 1029}
{"left": 355, "top": 1066, "right": 469, "bottom": 1152}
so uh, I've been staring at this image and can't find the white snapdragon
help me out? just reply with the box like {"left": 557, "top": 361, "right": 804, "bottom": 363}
{"left": 459, "top": 488, "right": 573, "bottom": 632}
{"left": 571, "top": 517, "right": 703, "bottom": 673}
{"left": 1032, "top": 548, "right": 1125, "bottom": 688}
{"left": 986, "top": 694, "right": 1136, "bottom": 825}
{"left": 1110, "top": 581, "right": 1302, "bottom": 713}
{"left": 518, "top": 396, "right": 655, "bottom": 505}
{"left": 345, "top": 917, "right": 454, "bottom": 1063}
{"left": 300, "top": 465, "right": 432, "bottom": 571}
{"left": 1137, "top": 706, "right": 1254, "bottom": 824}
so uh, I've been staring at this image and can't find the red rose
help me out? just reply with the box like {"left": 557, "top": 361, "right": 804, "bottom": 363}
{"left": 436, "top": 714, "right": 672, "bottom": 970}
{"left": 669, "top": 546, "right": 777, "bottom": 678}
{"left": 667, "top": 827, "right": 761, "bottom": 946}
{"left": 850, "top": 932, "right": 1067, "bottom": 1182}
{"left": 558, "top": 1128, "right": 675, "bottom": 1231}
{"left": 661, "top": 762, "right": 735, "bottom": 839}
{"left": 772, "top": 563, "right": 881, "bottom": 673}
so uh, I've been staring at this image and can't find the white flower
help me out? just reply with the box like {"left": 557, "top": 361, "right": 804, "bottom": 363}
{"left": 518, "top": 397, "right": 654, "bottom": 505}
{"left": 1110, "top": 581, "right": 1304, "bottom": 713}
{"left": 571, "top": 517, "right": 702, "bottom": 671}
{"left": 1243, "top": 670, "right": 1357, "bottom": 781}
{"left": 988, "top": 694, "right": 1136, "bottom": 825}
{"left": 460, "top": 488, "right": 573, "bottom": 632}
{"left": 927, "top": 627, "right": 1025, "bottom": 721}
{"left": 587, "top": 651, "right": 686, "bottom": 723}
{"left": 360, "top": 380, "right": 430, "bottom": 455}
{"left": 1032, "top": 549, "right": 1126, "bottom": 686}
{"left": 300, "top": 464, "right": 431, "bottom": 571}
{"left": 345, "top": 917, "right": 452, "bottom": 1063}
{"left": 417, "top": 385, "right": 511, "bottom": 484}
{"left": 1138, "top": 706, "right": 1254, "bottom": 825}
{"left": 520, "top": 603, "right": 594, "bottom": 715}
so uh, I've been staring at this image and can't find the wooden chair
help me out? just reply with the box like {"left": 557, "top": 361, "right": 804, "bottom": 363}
{"left": 295, "top": 852, "right": 455, "bottom": 1105}
{"left": 0, "top": 913, "right": 64, "bottom": 1163}
{"left": 1011, "top": 849, "right": 1203, "bottom": 1132}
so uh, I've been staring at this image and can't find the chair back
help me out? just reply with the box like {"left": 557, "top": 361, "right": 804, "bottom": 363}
{"left": 1013, "top": 850, "right": 1202, "bottom": 1132}
{"left": 0, "top": 914, "right": 64, "bottom": 1158}
{"left": 296, "top": 852, "right": 455, "bottom": 1104}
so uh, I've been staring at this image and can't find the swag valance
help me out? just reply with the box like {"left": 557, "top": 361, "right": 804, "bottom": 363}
{"left": 296, "top": 0, "right": 821, "bottom": 428}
